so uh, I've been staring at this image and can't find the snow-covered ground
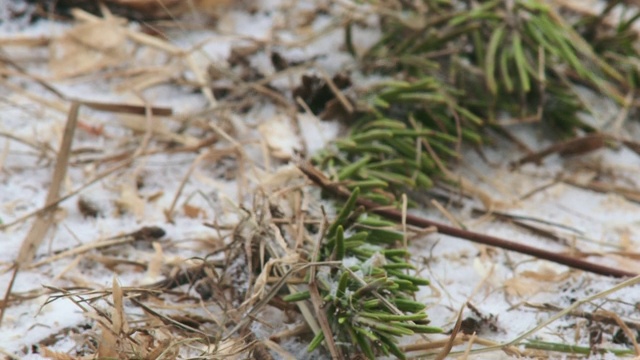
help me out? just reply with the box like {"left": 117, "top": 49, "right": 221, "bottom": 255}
{"left": 2, "top": 1, "right": 640, "bottom": 359}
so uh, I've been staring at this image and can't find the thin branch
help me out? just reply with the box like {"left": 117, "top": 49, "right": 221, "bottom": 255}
{"left": 298, "top": 162, "right": 637, "bottom": 278}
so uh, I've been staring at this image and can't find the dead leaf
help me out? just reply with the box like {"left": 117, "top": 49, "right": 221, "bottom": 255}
{"left": 520, "top": 266, "right": 569, "bottom": 282}
{"left": 183, "top": 203, "right": 207, "bottom": 219}
{"left": 505, "top": 267, "right": 569, "bottom": 297}
{"left": 504, "top": 276, "right": 540, "bottom": 297}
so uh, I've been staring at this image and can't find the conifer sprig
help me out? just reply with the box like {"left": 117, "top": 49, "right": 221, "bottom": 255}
{"left": 285, "top": 188, "right": 441, "bottom": 359}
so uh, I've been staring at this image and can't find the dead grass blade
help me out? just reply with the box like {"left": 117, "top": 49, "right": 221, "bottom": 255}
{"left": 111, "top": 275, "right": 129, "bottom": 335}
{"left": 309, "top": 281, "right": 343, "bottom": 359}
{"left": 16, "top": 101, "right": 80, "bottom": 264}
{"left": 28, "top": 237, "right": 139, "bottom": 269}
{"left": 223, "top": 261, "right": 337, "bottom": 341}
{"left": 0, "top": 35, "right": 50, "bottom": 47}
{"left": 597, "top": 310, "right": 640, "bottom": 356}
{"left": 0, "top": 265, "right": 18, "bottom": 326}
{"left": 77, "top": 99, "right": 173, "bottom": 116}
{"left": 434, "top": 305, "right": 464, "bottom": 360}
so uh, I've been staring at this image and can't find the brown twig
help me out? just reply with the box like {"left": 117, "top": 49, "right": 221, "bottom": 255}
{"left": 511, "top": 133, "right": 609, "bottom": 168}
{"left": 298, "top": 162, "right": 637, "bottom": 278}
{"left": 76, "top": 99, "right": 173, "bottom": 116}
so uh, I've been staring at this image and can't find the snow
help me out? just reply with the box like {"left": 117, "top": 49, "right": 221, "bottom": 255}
{"left": 0, "top": 1, "right": 349, "bottom": 356}
{"left": 409, "top": 126, "right": 640, "bottom": 355}
{"left": 2, "top": 0, "right": 640, "bottom": 359}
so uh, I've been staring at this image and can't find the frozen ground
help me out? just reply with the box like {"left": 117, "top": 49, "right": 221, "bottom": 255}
{"left": 2, "top": 1, "right": 640, "bottom": 359}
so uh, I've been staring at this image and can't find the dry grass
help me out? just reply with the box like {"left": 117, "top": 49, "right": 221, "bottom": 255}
{"left": 1, "top": 1, "right": 281, "bottom": 358}
{"left": 2, "top": 1, "right": 640, "bottom": 359}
